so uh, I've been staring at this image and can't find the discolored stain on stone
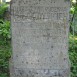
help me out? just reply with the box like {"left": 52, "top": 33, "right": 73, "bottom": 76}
{"left": 26, "top": 74, "right": 28, "bottom": 77}
{"left": 51, "top": 46, "right": 53, "bottom": 48}
{"left": 37, "top": 60, "right": 39, "bottom": 62}
{"left": 36, "top": 72, "right": 38, "bottom": 74}
{"left": 22, "top": 61, "right": 24, "bottom": 63}
{"left": 26, "top": 62, "right": 28, "bottom": 64}
{"left": 64, "top": 58, "right": 67, "bottom": 61}
{"left": 32, "top": 75, "right": 34, "bottom": 77}
{"left": 16, "top": 55, "right": 18, "bottom": 57}
{"left": 52, "top": 56, "right": 53, "bottom": 58}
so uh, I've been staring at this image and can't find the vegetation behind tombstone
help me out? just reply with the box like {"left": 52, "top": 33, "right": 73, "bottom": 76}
{"left": 69, "top": 0, "right": 77, "bottom": 77}
{"left": 0, "top": 1, "right": 77, "bottom": 77}
{"left": 69, "top": 35, "right": 77, "bottom": 77}
{"left": 0, "top": 2, "right": 11, "bottom": 77}
{"left": 0, "top": 3, "right": 11, "bottom": 41}
{"left": 70, "top": 0, "right": 77, "bottom": 34}
{"left": 0, "top": 3, "right": 8, "bottom": 19}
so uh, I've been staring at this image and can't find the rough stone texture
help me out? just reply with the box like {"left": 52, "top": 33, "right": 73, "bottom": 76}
{"left": 10, "top": 0, "right": 70, "bottom": 77}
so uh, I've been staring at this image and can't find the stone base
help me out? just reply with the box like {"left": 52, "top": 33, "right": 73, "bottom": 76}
{"left": 9, "top": 59, "right": 70, "bottom": 77}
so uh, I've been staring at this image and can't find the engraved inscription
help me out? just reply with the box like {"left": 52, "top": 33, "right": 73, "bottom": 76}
{"left": 11, "top": 6, "right": 68, "bottom": 20}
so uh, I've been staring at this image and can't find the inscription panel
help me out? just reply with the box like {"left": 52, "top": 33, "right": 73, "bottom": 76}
{"left": 11, "top": 6, "right": 69, "bottom": 20}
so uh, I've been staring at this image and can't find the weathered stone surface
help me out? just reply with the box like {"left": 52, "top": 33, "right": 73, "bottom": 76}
{"left": 10, "top": 0, "right": 70, "bottom": 77}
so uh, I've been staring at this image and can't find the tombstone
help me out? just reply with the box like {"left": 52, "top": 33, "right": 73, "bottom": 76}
{"left": 10, "top": 0, "right": 70, "bottom": 77}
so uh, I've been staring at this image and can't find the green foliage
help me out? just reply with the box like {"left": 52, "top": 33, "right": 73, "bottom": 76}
{"left": 0, "top": 3, "right": 8, "bottom": 19}
{"left": 70, "top": 1, "right": 77, "bottom": 34}
{"left": 0, "top": 74, "right": 8, "bottom": 77}
{"left": 70, "top": 6, "right": 75, "bottom": 14}
{"left": 0, "top": 3, "right": 11, "bottom": 77}
{"left": 0, "top": 38, "right": 11, "bottom": 77}
{"left": 0, "top": 20, "right": 11, "bottom": 41}
{"left": 69, "top": 35, "right": 77, "bottom": 77}
{"left": 0, "top": 3, "right": 11, "bottom": 42}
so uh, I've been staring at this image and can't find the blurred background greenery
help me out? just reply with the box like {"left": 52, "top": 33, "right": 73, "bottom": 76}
{"left": 0, "top": 0, "right": 77, "bottom": 77}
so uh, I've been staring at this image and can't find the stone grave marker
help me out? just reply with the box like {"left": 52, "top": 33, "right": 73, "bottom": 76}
{"left": 10, "top": 0, "right": 70, "bottom": 77}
